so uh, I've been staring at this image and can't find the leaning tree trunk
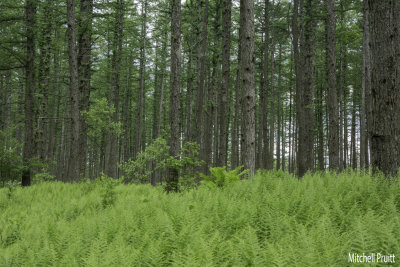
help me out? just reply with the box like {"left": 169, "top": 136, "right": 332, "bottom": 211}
{"left": 368, "top": 0, "right": 400, "bottom": 178}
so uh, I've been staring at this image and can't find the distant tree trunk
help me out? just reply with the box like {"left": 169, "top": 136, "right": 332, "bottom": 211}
{"left": 276, "top": 44, "right": 282, "bottom": 170}
{"left": 351, "top": 90, "right": 357, "bottom": 169}
{"left": 184, "top": 41, "right": 194, "bottom": 142}
{"left": 193, "top": 0, "right": 209, "bottom": 149}
{"left": 239, "top": 0, "right": 255, "bottom": 174}
{"left": 135, "top": 0, "right": 147, "bottom": 157}
{"left": 368, "top": 0, "right": 400, "bottom": 178}
{"left": 316, "top": 72, "right": 325, "bottom": 171}
{"left": 22, "top": 0, "right": 36, "bottom": 187}
{"left": 166, "top": 0, "right": 181, "bottom": 192}
{"left": 269, "top": 38, "right": 275, "bottom": 170}
{"left": 326, "top": 0, "right": 339, "bottom": 172}
{"left": 360, "top": 0, "right": 370, "bottom": 170}
{"left": 123, "top": 48, "right": 134, "bottom": 162}
{"left": 66, "top": 0, "right": 81, "bottom": 182}
{"left": 37, "top": 0, "right": 53, "bottom": 161}
{"left": 78, "top": 0, "right": 93, "bottom": 178}
{"left": 217, "top": 0, "right": 231, "bottom": 167}
{"left": 262, "top": 0, "right": 270, "bottom": 170}
{"left": 105, "top": 0, "right": 124, "bottom": 178}
{"left": 231, "top": 66, "right": 240, "bottom": 169}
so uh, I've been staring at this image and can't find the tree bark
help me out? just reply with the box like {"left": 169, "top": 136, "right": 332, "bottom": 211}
{"left": 66, "top": 0, "right": 81, "bottom": 182}
{"left": 368, "top": 0, "right": 400, "bottom": 178}
{"left": 217, "top": 0, "right": 231, "bottom": 167}
{"left": 78, "top": 0, "right": 93, "bottom": 178}
{"left": 326, "top": 0, "right": 339, "bottom": 172}
{"left": 23, "top": 1, "right": 35, "bottom": 179}
{"left": 360, "top": 0, "right": 370, "bottom": 170}
{"left": 262, "top": 0, "right": 270, "bottom": 170}
{"left": 104, "top": 0, "right": 124, "bottom": 178}
{"left": 239, "top": 0, "right": 256, "bottom": 174}
{"left": 166, "top": 0, "right": 181, "bottom": 192}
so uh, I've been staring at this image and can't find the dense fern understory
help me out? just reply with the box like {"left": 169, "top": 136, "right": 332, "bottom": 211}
{"left": 1, "top": 171, "right": 400, "bottom": 266}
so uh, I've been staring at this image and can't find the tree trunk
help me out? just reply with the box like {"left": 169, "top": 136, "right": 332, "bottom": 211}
{"left": 66, "top": 0, "right": 80, "bottom": 182}
{"left": 368, "top": 0, "right": 400, "bottom": 178}
{"left": 262, "top": 0, "right": 270, "bottom": 170}
{"left": 239, "top": 0, "right": 256, "bottom": 174}
{"left": 276, "top": 44, "right": 282, "bottom": 170}
{"left": 23, "top": 0, "right": 36, "bottom": 186}
{"left": 217, "top": 0, "right": 231, "bottom": 167}
{"left": 105, "top": 0, "right": 124, "bottom": 178}
{"left": 78, "top": 0, "right": 93, "bottom": 178}
{"left": 166, "top": 0, "right": 181, "bottom": 192}
{"left": 326, "top": 0, "right": 339, "bottom": 172}
{"left": 360, "top": 0, "right": 370, "bottom": 170}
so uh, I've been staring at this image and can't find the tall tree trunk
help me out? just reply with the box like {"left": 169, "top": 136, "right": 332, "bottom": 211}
{"left": 22, "top": 3, "right": 35, "bottom": 180}
{"left": 231, "top": 66, "right": 240, "bottom": 169}
{"left": 239, "top": 0, "right": 255, "bottom": 174}
{"left": 294, "top": 0, "right": 315, "bottom": 177}
{"left": 262, "top": 0, "right": 270, "bottom": 170}
{"left": 326, "top": 0, "right": 339, "bottom": 171}
{"left": 105, "top": 0, "right": 124, "bottom": 178}
{"left": 360, "top": 0, "right": 370, "bottom": 170}
{"left": 166, "top": 0, "right": 181, "bottom": 192}
{"left": 351, "top": 89, "right": 357, "bottom": 169}
{"left": 78, "top": 0, "right": 93, "bottom": 178}
{"left": 217, "top": 0, "right": 231, "bottom": 167}
{"left": 193, "top": 0, "right": 209, "bottom": 150}
{"left": 135, "top": 0, "right": 147, "bottom": 157}
{"left": 269, "top": 38, "right": 275, "bottom": 170}
{"left": 276, "top": 44, "right": 282, "bottom": 170}
{"left": 368, "top": 0, "right": 400, "bottom": 178}
{"left": 66, "top": 0, "right": 80, "bottom": 182}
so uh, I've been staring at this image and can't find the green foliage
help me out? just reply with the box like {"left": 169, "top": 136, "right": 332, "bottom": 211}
{"left": 120, "top": 138, "right": 204, "bottom": 185}
{"left": 83, "top": 97, "right": 122, "bottom": 140}
{"left": 0, "top": 128, "right": 23, "bottom": 185}
{"left": 200, "top": 165, "right": 248, "bottom": 188}
{"left": 1, "top": 172, "right": 400, "bottom": 266}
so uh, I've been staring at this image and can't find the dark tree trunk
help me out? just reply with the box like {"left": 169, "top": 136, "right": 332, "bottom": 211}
{"left": 22, "top": 0, "right": 36, "bottom": 186}
{"left": 262, "top": 0, "right": 270, "bottom": 170}
{"left": 217, "top": 0, "right": 231, "bottom": 167}
{"left": 276, "top": 44, "right": 282, "bottom": 170}
{"left": 105, "top": 0, "right": 124, "bottom": 178}
{"left": 368, "top": 0, "right": 400, "bottom": 178}
{"left": 360, "top": 0, "right": 370, "bottom": 170}
{"left": 66, "top": 0, "right": 81, "bottom": 182}
{"left": 166, "top": 0, "right": 181, "bottom": 192}
{"left": 326, "top": 0, "right": 339, "bottom": 172}
{"left": 78, "top": 0, "right": 93, "bottom": 178}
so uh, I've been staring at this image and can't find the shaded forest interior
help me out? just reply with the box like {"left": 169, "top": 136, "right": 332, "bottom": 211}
{"left": 0, "top": 0, "right": 399, "bottom": 188}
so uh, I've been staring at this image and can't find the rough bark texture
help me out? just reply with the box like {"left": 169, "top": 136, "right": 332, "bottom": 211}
{"left": 269, "top": 39, "right": 275, "bottom": 170}
{"left": 66, "top": 0, "right": 81, "bottom": 182}
{"left": 217, "top": 0, "right": 231, "bottom": 167}
{"left": 368, "top": 0, "right": 400, "bottom": 178}
{"left": 326, "top": 0, "right": 339, "bottom": 171}
{"left": 276, "top": 44, "right": 282, "bottom": 170}
{"left": 239, "top": 0, "right": 256, "bottom": 174}
{"left": 166, "top": 0, "right": 181, "bottom": 192}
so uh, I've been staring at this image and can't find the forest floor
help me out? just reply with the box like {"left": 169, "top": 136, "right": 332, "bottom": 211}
{"left": 1, "top": 171, "right": 399, "bottom": 266}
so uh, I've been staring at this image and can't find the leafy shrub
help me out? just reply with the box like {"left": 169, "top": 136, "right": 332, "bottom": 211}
{"left": 95, "top": 173, "right": 122, "bottom": 208}
{"left": 0, "top": 128, "right": 23, "bottom": 186}
{"left": 200, "top": 165, "right": 248, "bottom": 188}
{"left": 120, "top": 138, "right": 204, "bottom": 186}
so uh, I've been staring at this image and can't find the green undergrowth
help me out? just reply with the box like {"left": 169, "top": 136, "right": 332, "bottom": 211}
{"left": 1, "top": 171, "right": 400, "bottom": 266}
